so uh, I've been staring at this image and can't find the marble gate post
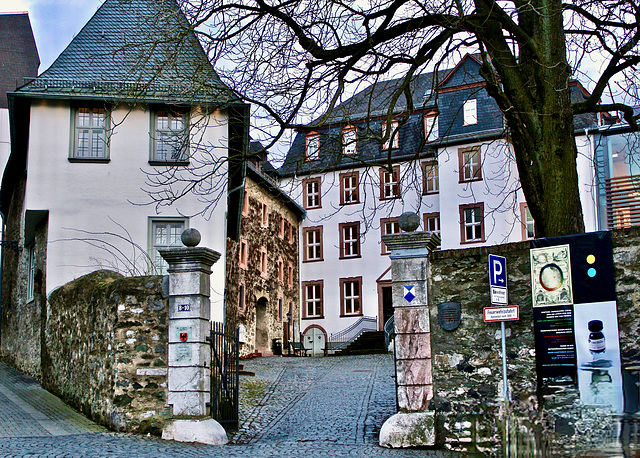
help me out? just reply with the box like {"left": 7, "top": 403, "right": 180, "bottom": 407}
{"left": 159, "top": 228, "right": 228, "bottom": 445}
{"left": 379, "top": 213, "right": 440, "bottom": 448}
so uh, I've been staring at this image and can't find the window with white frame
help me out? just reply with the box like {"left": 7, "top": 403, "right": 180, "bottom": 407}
{"left": 73, "top": 107, "right": 108, "bottom": 159}
{"left": 423, "top": 212, "right": 441, "bottom": 246}
{"left": 342, "top": 126, "right": 357, "bottom": 155}
{"left": 463, "top": 99, "right": 478, "bottom": 126}
{"left": 26, "top": 244, "right": 35, "bottom": 302}
{"left": 382, "top": 120, "right": 399, "bottom": 149}
{"left": 458, "top": 146, "right": 482, "bottom": 182}
{"left": 340, "top": 277, "right": 362, "bottom": 316}
{"left": 459, "top": 203, "right": 484, "bottom": 243}
{"left": 303, "top": 280, "right": 323, "bottom": 318}
{"left": 306, "top": 133, "right": 320, "bottom": 160}
{"left": 339, "top": 222, "right": 360, "bottom": 258}
{"left": 520, "top": 203, "right": 535, "bottom": 240}
{"left": 150, "top": 219, "right": 186, "bottom": 274}
{"left": 425, "top": 115, "right": 439, "bottom": 142}
{"left": 380, "top": 166, "right": 400, "bottom": 200}
{"left": 422, "top": 160, "right": 439, "bottom": 194}
{"left": 303, "top": 226, "right": 323, "bottom": 262}
{"left": 340, "top": 172, "right": 359, "bottom": 205}
{"left": 380, "top": 217, "right": 401, "bottom": 254}
{"left": 152, "top": 109, "right": 188, "bottom": 162}
{"left": 303, "top": 177, "right": 321, "bottom": 209}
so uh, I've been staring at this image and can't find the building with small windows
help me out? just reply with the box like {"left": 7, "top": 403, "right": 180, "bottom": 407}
{"left": 0, "top": 0, "right": 250, "bottom": 371}
{"left": 278, "top": 54, "right": 599, "bottom": 345}
{"left": 225, "top": 144, "right": 304, "bottom": 357}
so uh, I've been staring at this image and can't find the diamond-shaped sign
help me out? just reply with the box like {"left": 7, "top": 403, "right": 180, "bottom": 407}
{"left": 404, "top": 285, "right": 416, "bottom": 303}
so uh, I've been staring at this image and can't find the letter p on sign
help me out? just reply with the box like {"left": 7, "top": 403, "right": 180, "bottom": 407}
{"left": 489, "top": 254, "right": 507, "bottom": 288}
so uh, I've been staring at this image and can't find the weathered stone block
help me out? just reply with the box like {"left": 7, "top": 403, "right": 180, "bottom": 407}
{"left": 394, "top": 307, "right": 430, "bottom": 333}
{"left": 168, "top": 391, "right": 209, "bottom": 416}
{"left": 169, "top": 296, "right": 210, "bottom": 320}
{"left": 391, "top": 259, "right": 427, "bottom": 282}
{"left": 396, "top": 358, "right": 432, "bottom": 386}
{"left": 397, "top": 384, "right": 433, "bottom": 411}
{"left": 168, "top": 318, "right": 210, "bottom": 343}
{"left": 162, "top": 418, "right": 228, "bottom": 445}
{"left": 169, "top": 272, "right": 210, "bottom": 297}
{"left": 167, "top": 366, "right": 211, "bottom": 391}
{"left": 168, "top": 342, "right": 210, "bottom": 367}
{"left": 393, "top": 281, "right": 428, "bottom": 307}
{"left": 395, "top": 333, "right": 431, "bottom": 359}
{"left": 379, "top": 412, "right": 435, "bottom": 448}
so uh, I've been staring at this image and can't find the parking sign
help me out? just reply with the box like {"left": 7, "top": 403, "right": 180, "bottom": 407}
{"left": 489, "top": 254, "right": 508, "bottom": 305}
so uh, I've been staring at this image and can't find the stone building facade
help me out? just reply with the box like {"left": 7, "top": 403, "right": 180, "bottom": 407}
{"left": 226, "top": 157, "right": 304, "bottom": 356}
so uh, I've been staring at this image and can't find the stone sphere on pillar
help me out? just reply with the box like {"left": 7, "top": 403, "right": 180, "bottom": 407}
{"left": 181, "top": 228, "right": 201, "bottom": 247}
{"left": 398, "top": 212, "right": 420, "bottom": 232}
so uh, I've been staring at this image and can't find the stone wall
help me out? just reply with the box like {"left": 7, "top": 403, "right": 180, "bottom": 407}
{"left": 44, "top": 270, "right": 170, "bottom": 434}
{"left": 427, "top": 227, "right": 640, "bottom": 455}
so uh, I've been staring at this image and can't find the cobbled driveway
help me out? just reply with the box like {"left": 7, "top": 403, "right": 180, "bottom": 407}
{"left": 0, "top": 355, "right": 459, "bottom": 457}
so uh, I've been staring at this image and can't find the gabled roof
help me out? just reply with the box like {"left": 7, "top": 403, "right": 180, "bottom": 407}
{"left": 14, "top": 0, "right": 232, "bottom": 105}
{"left": 0, "top": 13, "right": 39, "bottom": 108}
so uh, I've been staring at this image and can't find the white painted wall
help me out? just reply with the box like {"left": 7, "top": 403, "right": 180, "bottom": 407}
{"left": 283, "top": 136, "right": 598, "bottom": 338}
{"left": 0, "top": 109, "right": 9, "bottom": 177}
{"left": 23, "top": 100, "right": 229, "bottom": 321}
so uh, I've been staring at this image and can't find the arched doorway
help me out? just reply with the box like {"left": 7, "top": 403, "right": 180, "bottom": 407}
{"left": 255, "top": 297, "right": 269, "bottom": 353}
{"left": 302, "top": 325, "right": 327, "bottom": 356}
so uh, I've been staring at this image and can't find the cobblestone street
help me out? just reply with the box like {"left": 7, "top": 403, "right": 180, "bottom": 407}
{"left": 0, "top": 356, "right": 459, "bottom": 457}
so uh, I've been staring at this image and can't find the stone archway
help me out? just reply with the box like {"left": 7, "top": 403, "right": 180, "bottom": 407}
{"left": 255, "top": 297, "right": 269, "bottom": 353}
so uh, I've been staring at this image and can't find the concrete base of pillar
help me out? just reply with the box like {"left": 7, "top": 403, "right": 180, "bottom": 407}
{"left": 379, "top": 412, "right": 435, "bottom": 448}
{"left": 162, "top": 418, "right": 228, "bottom": 445}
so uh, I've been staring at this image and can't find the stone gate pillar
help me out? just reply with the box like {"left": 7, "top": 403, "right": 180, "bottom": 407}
{"left": 159, "top": 228, "right": 227, "bottom": 445}
{"left": 379, "top": 213, "right": 440, "bottom": 448}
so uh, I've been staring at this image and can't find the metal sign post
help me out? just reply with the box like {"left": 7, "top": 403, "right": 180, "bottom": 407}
{"left": 488, "top": 254, "right": 510, "bottom": 400}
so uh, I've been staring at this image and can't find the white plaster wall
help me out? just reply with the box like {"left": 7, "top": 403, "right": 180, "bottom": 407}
{"left": 24, "top": 100, "right": 229, "bottom": 321}
{"left": 285, "top": 136, "right": 597, "bottom": 337}
{"left": 576, "top": 134, "right": 598, "bottom": 232}
{"left": 0, "top": 109, "right": 9, "bottom": 177}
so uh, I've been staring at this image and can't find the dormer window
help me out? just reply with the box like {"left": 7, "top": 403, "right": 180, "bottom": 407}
{"left": 463, "top": 99, "right": 477, "bottom": 126}
{"left": 306, "top": 133, "right": 320, "bottom": 161}
{"left": 425, "top": 115, "right": 438, "bottom": 142}
{"left": 342, "top": 126, "right": 357, "bottom": 155}
{"left": 382, "top": 120, "right": 399, "bottom": 150}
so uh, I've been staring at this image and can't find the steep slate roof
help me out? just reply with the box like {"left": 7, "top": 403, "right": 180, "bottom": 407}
{"left": 14, "top": 0, "right": 232, "bottom": 105}
{"left": 279, "top": 71, "right": 448, "bottom": 177}
{"left": 0, "top": 13, "right": 39, "bottom": 108}
{"left": 279, "top": 54, "right": 600, "bottom": 178}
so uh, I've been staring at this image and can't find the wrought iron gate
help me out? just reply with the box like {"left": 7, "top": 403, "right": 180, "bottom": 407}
{"left": 208, "top": 322, "right": 239, "bottom": 430}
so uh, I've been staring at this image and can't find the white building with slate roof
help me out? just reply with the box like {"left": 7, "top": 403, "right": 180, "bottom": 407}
{"left": 278, "top": 54, "right": 599, "bottom": 351}
{"left": 1, "top": 0, "right": 247, "bottom": 329}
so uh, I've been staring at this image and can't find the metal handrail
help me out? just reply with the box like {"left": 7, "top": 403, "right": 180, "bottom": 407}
{"left": 384, "top": 315, "right": 395, "bottom": 349}
{"left": 327, "top": 316, "right": 377, "bottom": 352}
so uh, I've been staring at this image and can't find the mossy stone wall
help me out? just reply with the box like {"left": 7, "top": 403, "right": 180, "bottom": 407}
{"left": 44, "top": 270, "right": 170, "bottom": 434}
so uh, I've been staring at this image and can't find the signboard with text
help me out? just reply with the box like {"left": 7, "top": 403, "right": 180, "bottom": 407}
{"left": 484, "top": 305, "right": 519, "bottom": 322}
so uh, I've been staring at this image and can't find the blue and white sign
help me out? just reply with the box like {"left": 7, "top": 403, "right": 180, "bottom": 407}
{"left": 489, "top": 254, "right": 508, "bottom": 305}
{"left": 404, "top": 285, "right": 416, "bottom": 303}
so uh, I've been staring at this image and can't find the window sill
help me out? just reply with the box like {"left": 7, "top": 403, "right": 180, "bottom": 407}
{"left": 304, "top": 206, "right": 321, "bottom": 210}
{"left": 68, "top": 157, "right": 110, "bottom": 163}
{"left": 460, "top": 239, "right": 485, "bottom": 245}
{"left": 340, "top": 313, "right": 363, "bottom": 318}
{"left": 302, "top": 315, "right": 324, "bottom": 320}
{"left": 340, "top": 201, "right": 360, "bottom": 206}
{"left": 422, "top": 191, "right": 439, "bottom": 196}
{"left": 339, "top": 254, "right": 362, "bottom": 260}
{"left": 379, "top": 196, "right": 400, "bottom": 201}
{"left": 458, "top": 177, "right": 483, "bottom": 184}
{"left": 149, "top": 161, "right": 190, "bottom": 166}
{"left": 302, "top": 258, "right": 324, "bottom": 263}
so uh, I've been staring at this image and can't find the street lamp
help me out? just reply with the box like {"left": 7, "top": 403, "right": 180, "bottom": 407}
{"left": 286, "top": 311, "right": 292, "bottom": 356}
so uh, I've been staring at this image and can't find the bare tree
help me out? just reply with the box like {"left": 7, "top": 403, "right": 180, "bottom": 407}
{"left": 150, "top": 0, "right": 638, "bottom": 238}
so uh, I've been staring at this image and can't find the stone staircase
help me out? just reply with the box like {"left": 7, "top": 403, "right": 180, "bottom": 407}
{"left": 331, "top": 331, "right": 388, "bottom": 356}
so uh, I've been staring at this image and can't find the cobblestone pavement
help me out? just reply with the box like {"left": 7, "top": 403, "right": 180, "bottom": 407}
{"left": 0, "top": 356, "right": 460, "bottom": 457}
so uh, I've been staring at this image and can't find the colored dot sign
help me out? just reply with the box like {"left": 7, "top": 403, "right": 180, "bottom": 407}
{"left": 586, "top": 254, "right": 596, "bottom": 278}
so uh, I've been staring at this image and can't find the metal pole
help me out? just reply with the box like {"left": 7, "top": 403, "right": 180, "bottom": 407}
{"left": 501, "top": 321, "right": 509, "bottom": 400}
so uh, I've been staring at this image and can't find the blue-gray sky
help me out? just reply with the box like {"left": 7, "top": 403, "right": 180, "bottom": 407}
{"left": 0, "top": 0, "right": 103, "bottom": 72}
